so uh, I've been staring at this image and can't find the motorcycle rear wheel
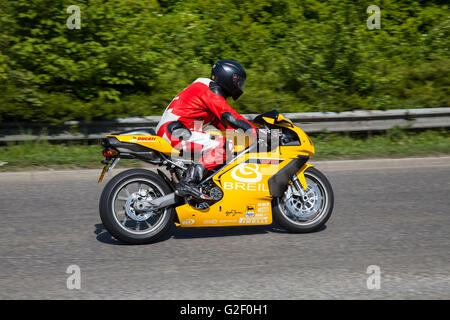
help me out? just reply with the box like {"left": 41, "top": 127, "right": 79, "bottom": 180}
{"left": 272, "top": 167, "right": 334, "bottom": 233}
{"left": 99, "top": 169, "right": 175, "bottom": 244}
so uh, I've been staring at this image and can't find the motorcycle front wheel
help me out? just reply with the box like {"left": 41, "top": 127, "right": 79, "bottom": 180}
{"left": 272, "top": 167, "right": 334, "bottom": 233}
{"left": 99, "top": 169, "right": 175, "bottom": 244}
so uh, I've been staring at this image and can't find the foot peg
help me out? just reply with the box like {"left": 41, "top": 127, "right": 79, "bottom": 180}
{"left": 175, "top": 184, "right": 211, "bottom": 200}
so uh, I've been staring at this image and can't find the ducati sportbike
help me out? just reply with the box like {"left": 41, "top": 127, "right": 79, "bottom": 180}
{"left": 98, "top": 110, "right": 334, "bottom": 244}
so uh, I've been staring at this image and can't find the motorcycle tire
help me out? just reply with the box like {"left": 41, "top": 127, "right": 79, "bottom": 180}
{"left": 99, "top": 169, "right": 175, "bottom": 244}
{"left": 272, "top": 167, "right": 334, "bottom": 233}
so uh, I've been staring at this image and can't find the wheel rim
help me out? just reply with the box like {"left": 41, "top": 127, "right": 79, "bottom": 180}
{"left": 278, "top": 172, "right": 329, "bottom": 227}
{"left": 111, "top": 178, "right": 168, "bottom": 235}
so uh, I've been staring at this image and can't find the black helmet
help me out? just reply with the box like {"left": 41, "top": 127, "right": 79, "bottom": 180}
{"left": 211, "top": 60, "right": 246, "bottom": 101}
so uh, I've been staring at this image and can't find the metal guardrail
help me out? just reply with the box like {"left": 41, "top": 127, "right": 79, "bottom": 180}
{"left": 1, "top": 108, "right": 449, "bottom": 142}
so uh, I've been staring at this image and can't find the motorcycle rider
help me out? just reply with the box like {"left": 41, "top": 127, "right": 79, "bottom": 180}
{"left": 156, "top": 60, "right": 256, "bottom": 200}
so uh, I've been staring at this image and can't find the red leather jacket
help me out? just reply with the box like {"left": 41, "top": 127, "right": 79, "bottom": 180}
{"left": 156, "top": 78, "right": 255, "bottom": 136}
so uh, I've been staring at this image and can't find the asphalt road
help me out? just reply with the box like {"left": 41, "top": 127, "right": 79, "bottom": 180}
{"left": 1, "top": 157, "right": 449, "bottom": 299}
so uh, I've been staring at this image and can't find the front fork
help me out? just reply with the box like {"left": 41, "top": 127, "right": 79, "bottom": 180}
{"left": 292, "top": 175, "right": 307, "bottom": 198}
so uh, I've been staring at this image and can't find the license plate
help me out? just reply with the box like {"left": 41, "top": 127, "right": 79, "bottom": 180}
{"left": 98, "top": 157, "right": 120, "bottom": 183}
{"left": 98, "top": 163, "right": 110, "bottom": 183}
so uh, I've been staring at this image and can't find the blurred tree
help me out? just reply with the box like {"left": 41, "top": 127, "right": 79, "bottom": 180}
{"left": 0, "top": 0, "right": 448, "bottom": 124}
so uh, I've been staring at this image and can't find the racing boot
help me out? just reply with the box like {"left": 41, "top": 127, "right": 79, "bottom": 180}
{"left": 175, "top": 164, "right": 211, "bottom": 200}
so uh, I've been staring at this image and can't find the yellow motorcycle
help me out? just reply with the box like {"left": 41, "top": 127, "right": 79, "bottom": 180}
{"left": 98, "top": 110, "right": 334, "bottom": 244}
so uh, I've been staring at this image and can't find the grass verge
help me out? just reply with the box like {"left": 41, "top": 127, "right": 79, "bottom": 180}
{"left": 312, "top": 128, "right": 450, "bottom": 160}
{"left": 0, "top": 128, "right": 449, "bottom": 171}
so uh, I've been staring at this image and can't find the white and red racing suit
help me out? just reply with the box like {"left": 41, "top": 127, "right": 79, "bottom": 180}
{"left": 156, "top": 78, "right": 256, "bottom": 170}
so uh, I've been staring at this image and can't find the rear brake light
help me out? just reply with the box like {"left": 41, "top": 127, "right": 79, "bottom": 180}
{"left": 102, "top": 149, "right": 118, "bottom": 158}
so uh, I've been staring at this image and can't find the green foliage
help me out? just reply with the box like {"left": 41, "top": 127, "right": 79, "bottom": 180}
{"left": 311, "top": 128, "right": 450, "bottom": 160}
{"left": 0, "top": 0, "right": 449, "bottom": 124}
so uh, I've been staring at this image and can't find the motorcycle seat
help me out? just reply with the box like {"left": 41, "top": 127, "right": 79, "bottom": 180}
{"left": 113, "top": 128, "right": 157, "bottom": 136}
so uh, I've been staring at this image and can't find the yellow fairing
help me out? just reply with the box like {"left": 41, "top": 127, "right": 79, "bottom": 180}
{"left": 107, "top": 134, "right": 179, "bottom": 156}
{"left": 274, "top": 114, "right": 315, "bottom": 157}
{"left": 175, "top": 156, "right": 275, "bottom": 228}
{"left": 175, "top": 146, "right": 314, "bottom": 228}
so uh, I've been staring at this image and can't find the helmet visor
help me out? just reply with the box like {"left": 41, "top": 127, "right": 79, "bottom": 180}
{"left": 234, "top": 74, "right": 246, "bottom": 92}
